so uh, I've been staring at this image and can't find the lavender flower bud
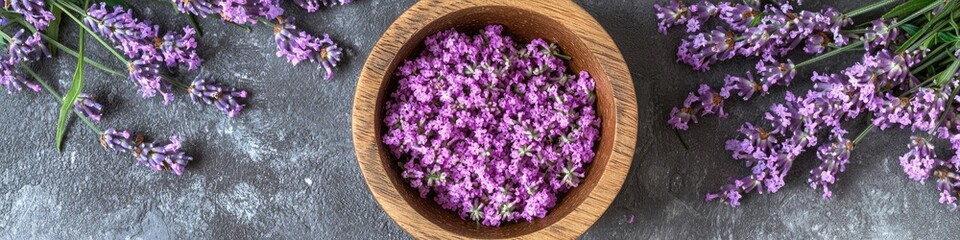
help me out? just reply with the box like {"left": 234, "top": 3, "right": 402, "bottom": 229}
{"left": 0, "top": 58, "right": 39, "bottom": 94}
{"left": 128, "top": 59, "right": 175, "bottom": 104}
{"left": 100, "top": 128, "right": 134, "bottom": 153}
{"left": 862, "top": 19, "right": 898, "bottom": 51}
{"left": 654, "top": 0, "right": 718, "bottom": 34}
{"left": 188, "top": 78, "right": 248, "bottom": 117}
{"left": 900, "top": 137, "right": 939, "bottom": 182}
{"left": 218, "top": 0, "right": 283, "bottom": 25}
{"left": 274, "top": 17, "right": 343, "bottom": 80}
{"left": 7, "top": 30, "right": 50, "bottom": 62}
{"left": 172, "top": 0, "right": 221, "bottom": 16}
{"left": 159, "top": 26, "right": 202, "bottom": 70}
{"left": 134, "top": 135, "right": 192, "bottom": 175}
{"left": 74, "top": 93, "right": 104, "bottom": 121}
{"left": 84, "top": 3, "right": 159, "bottom": 59}
{"left": 809, "top": 137, "right": 853, "bottom": 199}
{"left": 293, "top": 0, "right": 351, "bottom": 12}
{"left": 720, "top": 71, "right": 762, "bottom": 100}
{"left": 7, "top": 0, "right": 55, "bottom": 30}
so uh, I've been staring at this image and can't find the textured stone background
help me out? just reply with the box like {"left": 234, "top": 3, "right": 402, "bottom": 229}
{"left": 1, "top": 0, "right": 958, "bottom": 239}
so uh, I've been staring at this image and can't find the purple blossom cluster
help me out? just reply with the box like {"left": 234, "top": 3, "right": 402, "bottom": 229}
{"left": 85, "top": 3, "right": 204, "bottom": 104}
{"left": 274, "top": 17, "right": 343, "bottom": 80}
{"left": 707, "top": 46, "right": 949, "bottom": 206}
{"left": 169, "top": 0, "right": 347, "bottom": 80}
{"left": 382, "top": 26, "right": 600, "bottom": 226}
{"left": 100, "top": 128, "right": 194, "bottom": 175}
{"left": 293, "top": 0, "right": 351, "bottom": 12}
{"left": 74, "top": 93, "right": 104, "bottom": 121}
{"left": 658, "top": 0, "right": 852, "bottom": 71}
{"left": 0, "top": 30, "right": 49, "bottom": 94}
{"left": 7, "top": 0, "right": 55, "bottom": 30}
{"left": 188, "top": 78, "right": 248, "bottom": 117}
{"left": 668, "top": 84, "right": 725, "bottom": 130}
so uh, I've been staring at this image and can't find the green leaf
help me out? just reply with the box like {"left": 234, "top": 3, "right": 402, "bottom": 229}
{"left": 883, "top": 0, "right": 937, "bottom": 19}
{"left": 935, "top": 60, "right": 960, "bottom": 86}
{"left": 186, "top": 14, "right": 204, "bottom": 37}
{"left": 55, "top": 31, "right": 85, "bottom": 152}
{"left": 939, "top": 32, "right": 959, "bottom": 43}
{"left": 901, "top": 24, "right": 920, "bottom": 36}
{"left": 43, "top": 0, "right": 63, "bottom": 55}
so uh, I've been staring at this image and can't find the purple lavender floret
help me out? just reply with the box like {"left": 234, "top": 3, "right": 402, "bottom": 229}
{"left": 128, "top": 59, "right": 175, "bottom": 104}
{"left": 756, "top": 59, "right": 796, "bottom": 90}
{"left": 293, "top": 0, "right": 351, "bottom": 12}
{"left": 218, "top": 0, "right": 283, "bottom": 25}
{"left": 0, "top": 58, "right": 39, "bottom": 94}
{"left": 159, "top": 26, "right": 202, "bottom": 70}
{"left": 383, "top": 25, "right": 599, "bottom": 226}
{"left": 668, "top": 94, "right": 699, "bottom": 130}
{"left": 134, "top": 135, "right": 192, "bottom": 175}
{"left": 7, "top": 30, "right": 50, "bottom": 62}
{"left": 172, "top": 0, "right": 221, "bottom": 16}
{"left": 862, "top": 19, "right": 898, "bottom": 51}
{"left": 900, "top": 137, "right": 939, "bottom": 182}
{"left": 274, "top": 18, "right": 343, "bottom": 80}
{"left": 84, "top": 3, "right": 159, "bottom": 59}
{"left": 669, "top": 84, "right": 726, "bottom": 130}
{"left": 809, "top": 135, "right": 852, "bottom": 199}
{"left": 188, "top": 78, "right": 248, "bottom": 117}
{"left": 676, "top": 28, "right": 738, "bottom": 71}
{"left": 717, "top": 2, "right": 759, "bottom": 31}
{"left": 720, "top": 71, "right": 762, "bottom": 100}
{"left": 100, "top": 128, "right": 134, "bottom": 153}
{"left": 7, "top": 0, "right": 55, "bottom": 30}
{"left": 0, "top": 29, "right": 48, "bottom": 94}
{"left": 654, "top": 0, "right": 718, "bottom": 34}
{"left": 74, "top": 93, "right": 104, "bottom": 122}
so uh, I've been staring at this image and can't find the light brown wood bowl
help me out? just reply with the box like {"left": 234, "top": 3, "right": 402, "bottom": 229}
{"left": 352, "top": 0, "right": 637, "bottom": 238}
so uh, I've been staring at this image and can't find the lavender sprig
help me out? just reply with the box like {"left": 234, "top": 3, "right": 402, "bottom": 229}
{"left": 188, "top": 78, "right": 248, "bottom": 117}
{"left": 293, "top": 0, "right": 351, "bottom": 13}
{"left": 273, "top": 17, "right": 343, "bottom": 80}
{"left": 6, "top": 0, "right": 55, "bottom": 30}
{"left": 73, "top": 93, "right": 104, "bottom": 121}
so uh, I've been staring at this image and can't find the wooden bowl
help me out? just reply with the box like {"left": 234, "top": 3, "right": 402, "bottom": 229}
{"left": 352, "top": 0, "right": 637, "bottom": 238}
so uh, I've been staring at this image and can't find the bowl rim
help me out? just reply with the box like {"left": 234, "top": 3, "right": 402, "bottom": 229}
{"left": 351, "top": 0, "right": 638, "bottom": 238}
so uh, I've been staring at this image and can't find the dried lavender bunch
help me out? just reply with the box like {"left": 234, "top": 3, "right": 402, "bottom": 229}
{"left": 383, "top": 25, "right": 600, "bottom": 226}
{"left": 658, "top": 0, "right": 960, "bottom": 209}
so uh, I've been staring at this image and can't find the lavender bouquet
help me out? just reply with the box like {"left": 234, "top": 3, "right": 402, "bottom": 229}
{"left": 658, "top": 0, "right": 960, "bottom": 209}
{"left": 0, "top": 0, "right": 349, "bottom": 175}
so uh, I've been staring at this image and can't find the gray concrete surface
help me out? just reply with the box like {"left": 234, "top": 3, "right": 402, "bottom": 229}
{"left": 0, "top": 0, "right": 958, "bottom": 239}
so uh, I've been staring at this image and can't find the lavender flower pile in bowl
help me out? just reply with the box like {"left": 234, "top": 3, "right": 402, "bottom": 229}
{"left": 352, "top": 0, "right": 637, "bottom": 238}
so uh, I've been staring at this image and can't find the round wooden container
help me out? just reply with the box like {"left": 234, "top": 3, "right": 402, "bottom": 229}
{"left": 352, "top": 0, "right": 638, "bottom": 238}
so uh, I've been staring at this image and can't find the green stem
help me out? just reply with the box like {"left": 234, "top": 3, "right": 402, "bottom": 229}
{"left": 892, "top": 0, "right": 949, "bottom": 28}
{"left": 852, "top": 124, "right": 875, "bottom": 144}
{"left": 21, "top": 65, "right": 102, "bottom": 135}
{"left": 795, "top": 41, "right": 865, "bottom": 68}
{"left": 258, "top": 18, "right": 277, "bottom": 27}
{"left": 845, "top": 0, "right": 900, "bottom": 18}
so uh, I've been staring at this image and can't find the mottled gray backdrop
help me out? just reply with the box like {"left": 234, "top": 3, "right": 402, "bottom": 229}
{"left": 0, "top": 0, "right": 957, "bottom": 239}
